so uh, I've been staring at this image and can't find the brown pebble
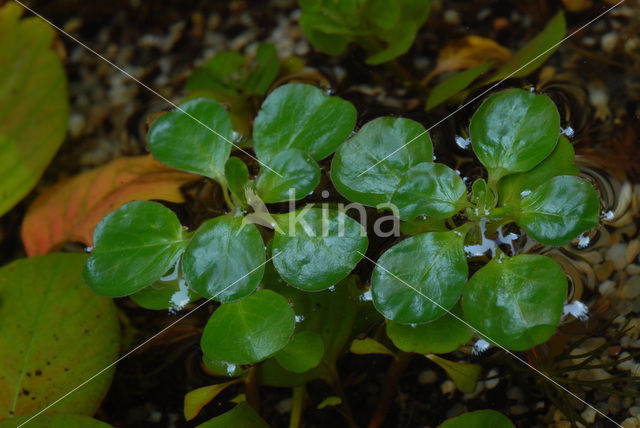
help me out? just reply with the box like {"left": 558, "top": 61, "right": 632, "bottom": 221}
{"left": 595, "top": 260, "right": 614, "bottom": 281}
{"left": 608, "top": 345, "right": 622, "bottom": 357}
{"left": 492, "top": 17, "right": 509, "bottom": 31}
{"left": 609, "top": 394, "right": 621, "bottom": 415}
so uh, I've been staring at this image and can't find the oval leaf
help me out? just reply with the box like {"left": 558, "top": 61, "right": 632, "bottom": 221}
{"left": 463, "top": 254, "right": 567, "bottom": 350}
{"left": 200, "top": 289, "right": 295, "bottom": 365}
{"left": 196, "top": 403, "right": 269, "bottom": 428}
{"left": 427, "top": 354, "right": 481, "bottom": 394}
{"left": 386, "top": 303, "right": 473, "bottom": 354}
{"left": 148, "top": 98, "right": 233, "bottom": 182}
{"left": 517, "top": 175, "right": 599, "bottom": 246}
{"left": 0, "top": 254, "right": 120, "bottom": 419}
{"left": 0, "top": 3, "right": 69, "bottom": 216}
{"left": 350, "top": 337, "right": 394, "bottom": 356}
{"left": 274, "top": 331, "right": 325, "bottom": 373}
{"left": 371, "top": 231, "right": 468, "bottom": 324}
{"left": 469, "top": 89, "right": 560, "bottom": 182}
{"left": 391, "top": 162, "right": 467, "bottom": 220}
{"left": 331, "top": 117, "right": 433, "bottom": 206}
{"left": 256, "top": 149, "right": 321, "bottom": 203}
{"left": 439, "top": 410, "right": 515, "bottom": 428}
{"left": 183, "top": 215, "right": 265, "bottom": 302}
{"left": 83, "top": 201, "right": 189, "bottom": 297}
{"left": 21, "top": 155, "right": 198, "bottom": 256}
{"left": 253, "top": 83, "right": 356, "bottom": 163}
{"left": 272, "top": 208, "right": 368, "bottom": 291}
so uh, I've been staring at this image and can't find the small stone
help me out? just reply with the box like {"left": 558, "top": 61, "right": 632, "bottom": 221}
{"left": 583, "top": 337, "right": 606, "bottom": 352}
{"left": 632, "top": 363, "right": 640, "bottom": 377}
{"left": 599, "top": 279, "right": 616, "bottom": 295}
{"left": 556, "top": 421, "right": 572, "bottom": 428}
{"left": 601, "top": 32, "right": 619, "bottom": 53}
{"left": 581, "top": 406, "right": 596, "bottom": 423}
{"left": 607, "top": 243, "right": 628, "bottom": 270}
{"left": 418, "top": 370, "right": 438, "bottom": 384}
{"left": 609, "top": 394, "right": 622, "bottom": 415}
{"left": 463, "top": 381, "right": 484, "bottom": 400}
{"left": 595, "top": 260, "right": 615, "bottom": 281}
{"left": 630, "top": 339, "right": 640, "bottom": 348}
{"left": 443, "top": 9, "right": 461, "bottom": 25}
{"left": 509, "top": 404, "right": 529, "bottom": 416}
{"left": 621, "top": 417, "right": 640, "bottom": 428}
{"left": 627, "top": 264, "right": 640, "bottom": 275}
{"left": 620, "top": 276, "right": 640, "bottom": 299}
{"left": 485, "top": 368, "right": 499, "bottom": 389}
{"left": 617, "top": 352, "right": 634, "bottom": 370}
{"left": 441, "top": 379, "right": 456, "bottom": 397}
{"left": 275, "top": 398, "right": 292, "bottom": 414}
{"left": 506, "top": 386, "right": 524, "bottom": 402}
{"left": 631, "top": 407, "right": 640, "bottom": 418}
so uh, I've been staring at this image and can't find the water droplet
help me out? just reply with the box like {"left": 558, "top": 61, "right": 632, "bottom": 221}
{"left": 520, "top": 189, "right": 532, "bottom": 197}
{"left": 410, "top": 323, "right": 417, "bottom": 328}
{"left": 84, "top": 246, "right": 93, "bottom": 253}
{"left": 561, "top": 126, "right": 574, "bottom": 139}
{"left": 295, "top": 315, "right": 305, "bottom": 323}
{"left": 455, "top": 135, "right": 471, "bottom": 149}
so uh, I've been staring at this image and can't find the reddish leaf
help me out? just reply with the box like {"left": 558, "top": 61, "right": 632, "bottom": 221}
{"left": 21, "top": 155, "right": 200, "bottom": 256}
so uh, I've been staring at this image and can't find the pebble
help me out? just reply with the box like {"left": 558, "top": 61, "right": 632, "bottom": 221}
{"left": 443, "top": 9, "right": 461, "bottom": 25}
{"left": 617, "top": 352, "right": 634, "bottom": 370}
{"left": 620, "top": 276, "right": 640, "bottom": 299}
{"left": 275, "top": 398, "right": 292, "bottom": 414}
{"left": 441, "top": 380, "right": 456, "bottom": 397}
{"left": 601, "top": 32, "right": 619, "bottom": 53}
{"left": 599, "top": 279, "right": 616, "bottom": 295}
{"left": 418, "top": 370, "right": 438, "bottom": 384}
{"left": 595, "top": 260, "right": 615, "bottom": 281}
{"left": 622, "top": 417, "right": 640, "bottom": 428}
{"left": 607, "top": 243, "right": 629, "bottom": 270}
{"left": 506, "top": 386, "right": 524, "bottom": 402}
{"left": 628, "top": 240, "right": 640, "bottom": 264}
{"left": 581, "top": 406, "right": 596, "bottom": 423}
{"left": 485, "top": 368, "right": 499, "bottom": 389}
{"left": 463, "top": 381, "right": 484, "bottom": 400}
{"left": 631, "top": 407, "right": 640, "bottom": 418}
{"left": 508, "top": 404, "right": 529, "bottom": 416}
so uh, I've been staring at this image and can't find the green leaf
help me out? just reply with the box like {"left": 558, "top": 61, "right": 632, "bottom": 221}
{"left": 272, "top": 208, "right": 368, "bottom": 291}
{"left": 0, "top": 254, "right": 120, "bottom": 419}
{"left": 204, "top": 51, "right": 246, "bottom": 90}
{"left": 253, "top": 83, "right": 356, "bottom": 163}
{"left": 299, "top": 15, "right": 351, "bottom": 55}
{"left": 0, "top": 414, "right": 113, "bottom": 428}
{"left": 427, "top": 354, "right": 481, "bottom": 393}
{"left": 244, "top": 43, "right": 280, "bottom": 95}
{"left": 201, "top": 289, "right": 295, "bottom": 365}
{"left": 350, "top": 337, "right": 394, "bottom": 356}
{"left": 470, "top": 178, "right": 496, "bottom": 212}
{"left": 438, "top": 410, "right": 515, "bottom": 428}
{"left": 391, "top": 162, "right": 467, "bottom": 220}
{"left": 517, "top": 175, "right": 599, "bottom": 246}
{"left": 202, "top": 357, "right": 247, "bottom": 378}
{"left": 498, "top": 136, "right": 579, "bottom": 206}
{"left": 386, "top": 303, "right": 473, "bottom": 354}
{"left": 225, "top": 156, "right": 250, "bottom": 205}
{"left": 331, "top": 117, "right": 433, "bottom": 206}
{"left": 426, "top": 62, "right": 493, "bottom": 110}
{"left": 274, "top": 331, "right": 325, "bottom": 373}
{"left": 366, "top": 22, "right": 417, "bottom": 65}
{"left": 482, "top": 11, "right": 565, "bottom": 84}
{"left": 196, "top": 403, "right": 270, "bottom": 428}
{"left": 184, "top": 380, "right": 241, "bottom": 421}
{"left": 255, "top": 149, "right": 321, "bottom": 203}
{"left": 371, "top": 231, "right": 468, "bottom": 324}
{"left": 317, "top": 396, "right": 342, "bottom": 409}
{"left": 0, "top": 3, "right": 69, "bottom": 216}
{"left": 462, "top": 254, "right": 567, "bottom": 350}
{"left": 366, "top": 0, "right": 400, "bottom": 30}
{"left": 130, "top": 275, "right": 200, "bottom": 311}
{"left": 469, "top": 89, "right": 560, "bottom": 183}
{"left": 84, "top": 201, "right": 189, "bottom": 297}
{"left": 148, "top": 98, "right": 233, "bottom": 183}
{"left": 183, "top": 215, "right": 265, "bottom": 302}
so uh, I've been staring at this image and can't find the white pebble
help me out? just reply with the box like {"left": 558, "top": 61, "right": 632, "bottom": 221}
{"left": 599, "top": 280, "right": 616, "bottom": 296}
{"left": 617, "top": 352, "right": 634, "bottom": 371}
{"left": 506, "top": 386, "right": 524, "bottom": 402}
{"left": 601, "top": 32, "right": 619, "bottom": 53}
{"left": 485, "top": 368, "right": 499, "bottom": 389}
{"left": 441, "top": 380, "right": 456, "bottom": 396}
{"left": 443, "top": 9, "right": 461, "bottom": 25}
{"left": 606, "top": 243, "right": 628, "bottom": 270}
{"left": 621, "top": 417, "right": 640, "bottom": 428}
{"left": 581, "top": 407, "right": 596, "bottom": 423}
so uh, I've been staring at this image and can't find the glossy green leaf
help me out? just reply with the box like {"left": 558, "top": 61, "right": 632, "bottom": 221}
{"left": 272, "top": 208, "right": 368, "bottom": 291}
{"left": 253, "top": 83, "right": 356, "bottom": 163}
{"left": 391, "top": 162, "right": 467, "bottom": 220}
{"left": 498, "top": 136, "right": 579, "bottom": 206}
{"left": 0, "top": 414, "right": 113, "bottom": 428}
{"left": 184, "top": 379, "right": 241, "bottom": 421}
{"left": 427, "top": 354, "right": 481, "bottom": 393}
{"left": 350, "top": 337, "right": 394, "bottom": 356}
{"left": 0, "top": 3, "right": 69, "bottom": 216}
{"left": 255, "top": 149, "right": 321, "bottom": 203}
{"left": 469, "top": 89, "right": 560, "bottom": 183}
{"left": 201, "top": 51, "right": 245, "bottom": 91}
{"left": 371, "top": 231, "right": 468, "bottom": 324}
{"left": 202, "top": 357, "right": 247, "bottom": 378}
{"left": 274, "top": 331, "right": 325, "bottom": 373}
{"left": 196, "top": 403, "right": 269, "bottom": 428}
{"left": 439, "top": 410, "right": 515, "bottom": 428}
{"left": 183, "top": 215, "right": 265, "bottom": 302}
{"left": 470, "top": 178, "right": 496, "bottom": 212}
{"left": 225, "top": 156, "right": 250, "bottom": 205}
{"left": 482, "top": 11, "right": 565, "bottom": 85}
{"left": 201, "top": 289, "right": 295, "bottom": 365}
{"left": 148, "top": 98, "right": 233, "bottom": 183}
{"left": 426, "top": 62, "right": 493, "bottom": 110}
{"left": 331, "top": 117, "right": 433, "bottom": 206}
{"left": 83, "top": 201, "right": 189, "bottom": 297}
{"left": 463, "top": 254, "right": 567, "bottom": 350}
{"left": 386, "top": 303, "right": 473, "bottom": 354}
{"left": 298, "top": 16, "right": 350, "bottom": 55}
{"left": 366, "top": 22, "right": 417, "bottom": 65}
{"left": 244, "top": 43, "right": 280, "bottom": 95}
{"left": 317, "top": 396, "right": 342, "bottom": 409}
{"left": 517, "top": 175, "right": 599, "bottom": 246}
{"left": 130, "top": 276, "right": 200, "bottom": 311}
{"left": 0, "top": 254, "right": 120, "bottom": 419}
{"left": 366, "top": 0, "right": 400, "bottom": 30}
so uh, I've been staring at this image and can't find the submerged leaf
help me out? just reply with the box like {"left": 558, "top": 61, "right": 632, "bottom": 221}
{"left": 427, "top": 354, "right": 481, "bottom": 393}
{"left": 439, "top": 410, "right": 515, "bottom": 428}
{"left": 184, "top": 380, "right": 242, "bottom": 421}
